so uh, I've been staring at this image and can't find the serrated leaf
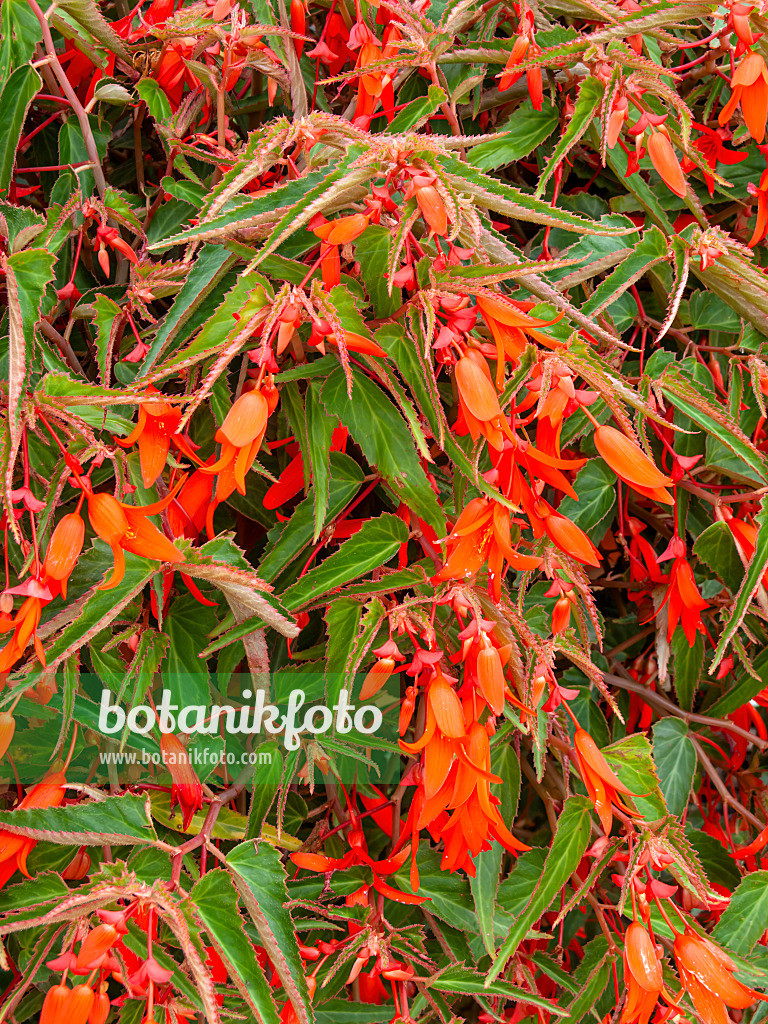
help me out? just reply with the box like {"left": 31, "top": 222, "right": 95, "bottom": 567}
{"left": 470, "top": 101, "right": 559, "bottom": 172}
{"left": 470, "top": 843, "right": 502, "bottom": 957}
{"left": 228, "top": 841, "right": 314, "bottom": 1024}
{"left": 536, "top": 78, "right": 604, "bottom": 198}
{"left": 693, "top": 521, "right": 744, "bottom": 593}
{"left": 486, "top": 796, "right": 592, "bottom": 982}
{"left": 192, "top": 869, "right": 281, "bottom": 1024}
{"left": 384, "top": 85, "right": 447, "bottom": 133}
{"left": 0, "top": 793, "right": 156, "bottom": 845}
{"left": 321, "top": 365, "right": 446, "bottom": 535}
{"left": 672, "top": 630, "right": 703, "bottom": 711}
{"left": 711, "top": 493, "right": 768, "bottom": 669}
{"left": 652, "top": 718, "right": 696, "bottom": 816}
{"left": 581, "top": 227, "right": 667, "bottom": 318}
{"left": 0, "top": 65, "right": 41, "bottom": 196}
{"left": 713, "top": 873, "right": 768, "bottom": 955}
{"left": 430, "top": 965, "right": 568, "bottom": 1014}
{"left": 281, "top": 513, "right": 408, "bottom": 610}
{"left": 258, "top": 452, "right": 363, "bottom": 582}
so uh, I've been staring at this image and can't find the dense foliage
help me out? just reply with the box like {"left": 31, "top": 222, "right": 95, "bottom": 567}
{"left": 4, "top": 0, "right": 768, "bottom": 1021}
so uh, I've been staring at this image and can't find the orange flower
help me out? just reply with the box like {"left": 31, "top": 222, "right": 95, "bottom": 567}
{"left": 86, "top": 486, "right": 184, "bottom": 590}
{"left": 202, "top": 382, "right": 279, "bottom": 535}
{"left": 719, "top": 50, "right": 768, "bottom": 143}
{"left": 160, "top": 732, "right": 204, "bottom": 829}
{"left": 594, "top": 425, "right": 674, "bottom": 505}
{"left": 40, "top": 984, "right": 70, "bottom": 1024}
{"left": 432, "top": 496, "right": 542, "bottom": 601}
{"left": 621, "top": 921, "right": 663, "bottom": 1024}
{"left": 42, "top": 511, "right": 85, "bottom": 600}
{"left": 0, "top": 770, "right": 67, "bottom": 883}
{"left": 454, "top": 352, "right": 514, "bottom": 451}
{"left": 437, "top": 721, "right": 530, "bottom": 872}
{"left": 75, "top": 923, "right": 120, "bottom": 970}
{"left": 536, "top": 501, "right": 602, "bottom": 566}
{"left": 646, "top": 130, "right": 687, "bottom": 198}
{"left": 0, "top": 596, "right": 46, "bottom": 673}
{"left": 476, "top": 295, "right": 564, "bottom": 386}
{"left": 659, "top": 555, "right": 709, "bottom": 645}
{"left": 572, "top": 728, "right": 638, "bottom": 834}
{"left": 115, "top": 387, "right": 191, "bottom": 488}
{"left": 673, "top": 930, "right": 765, "bottom": 1024}
{"left": 312, "top": 214, "right": 370, "bottom": 290}
{"left": 0, "top": 712, "right": 14, "bottom": 760}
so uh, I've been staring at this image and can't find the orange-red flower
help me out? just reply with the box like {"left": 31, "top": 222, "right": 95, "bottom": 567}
{"left": 432, "top": 496, "right": 542, "bottom": 601}
{"left": 42, "top": 511, "right": 85, "bottom": 600}
{"left": 572, "top": 728, "right": 638, "bottom": 834}
{"left": 681, "top": 123, "right": 747, "bottom": 197}
{"left": 202, "top": 382, "right": 279, "bottom": 535}
{"left": 747, "top": 166, "right": 768, "bottom": 247}
{"left": 312, "top": 213, "right": 370, "bottom": 290}
{"left": 0, "top": 771, "right": 67, "bottom": 885}
{"left": 86, "top": 487, "right": 185, "bottom": 590}
{"left": 160, "top": 732, "right": 203, "bottom": 830}
{"left": 476, "top": 295, "right": 564, "bottom": 386}
{"left": 673, "top": 930, "right": 765, "bottom": 1024}
{"left": 621, "top": 921, "right": 664, "bottom": 1024}
{"left": 594, "top": 425, "right": 674, "bottom": 504}
{"left": 115, "top": 387, "right": 192, "bottom": 488}
{"left": 291, "top": 795, "right": 425, "bottom": 905}
{"left": 659, "top": 554, "right": 709, "bottom": 645}
{"left": 454, "top": 352, "right": 514, "bottom": 451}
{"left": 719, "top": 50, "right": 768, "bottom": 143}
{"left": 646, "top": 129, "right": 687, "bottom": 198}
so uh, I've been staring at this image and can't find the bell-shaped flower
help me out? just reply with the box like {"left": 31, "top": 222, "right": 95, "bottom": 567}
{"left": 594, "top": 425, "right": 674, "bottom": 505}
{"left": 86, "top": 486, "right": 184, "bottom": 591}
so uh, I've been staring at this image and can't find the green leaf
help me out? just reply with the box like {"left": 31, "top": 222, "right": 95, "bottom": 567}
{"left": 652, "top": 719, "right": 696, "bottom": 817}
{"left": 713, "top": 873, "right": 768, "bottom": 955}
{"left": 470, "top": 842, "right": 502, "bottom": 957}
{"left": 672, "top": 630, "right": 704, "bottom": 711}
{"left": 0, "top": 793, "right": 156, "bottom": 845}
{"left": 661, "top": 364, "right": 768, "bottom": 484}
{"left": 356, "top": 224, "right": 400, "bottom": 318}
{"left": 536, "top": 79, "right": 604, "bottom": 197}
{"left": 136, "top": 77, "right": 173, "bottom": 122}
{"left": 192, "top": 869, "right": 280, "bottom": 1024}
{"left": 557, "top": 459, "right": 617, "bottom": 542}
{"left": 0, "top": 0, "right": 42, "bottom": 88}
{"left": 246, "top": 742, "right": 283, "bottom": 839}
{"left": 384, "top": 85, "right": 446, "bottom": 133}
{"left": 603, "top": 733, "right": 666, "bottom": 820}
{"left": 470, "top": 101, "right": 559, "bottom": 172}
{"left": 486, "top": 796, "right": 592, "bottom": 982}
{"left": 139, "top": 245, "right": 235, "bottom": 373}
{"left": 258, "top": 452, "right": 364, "bottom": 583}
{"left": 581, "top": 227, "right": 667, "bottom": 319}
{"left": 326, "top": 596, "right": 385, "bottom": 711}
{"left": 282, "top": 513, "right": 408, "bottom": 610}
{"left": 321, "top": 365, "right": 446, "bottom": 535}
{"left": 228, "top": 841, "right": 314, "bottom": 1024}
{"left": 0, "top": 65, "right": 41, "bottom": 196}
{"left": 693, "top": 521, "right": 744, "bottom": 593}
{"left": 712, "top": 493, "right": 768, "bottom": 669}
{"left": 562, "top": 936, "right": 617, "bottom": 1024}
{"left": 430, "top": 965, "right": 568, "bottom": 1014}
{"left": 685, "top": 826, "right": 741, "bottom": 890}
{"left": 306, "top": 381, "right": 341, "bottom": 540}
{"left": 93, "top": 293, "right": 123, "bottom": 385}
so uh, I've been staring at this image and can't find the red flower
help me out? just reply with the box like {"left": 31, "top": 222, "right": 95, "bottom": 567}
{"left": 719, "top": 50, "right": 768, "bottom": 143}
{"left": 682, "top": 123, "right": 747, "bottom": 196}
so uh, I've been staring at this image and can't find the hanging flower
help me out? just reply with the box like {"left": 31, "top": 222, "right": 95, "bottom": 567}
{"left": 621, "top": 921, "right": 664, "bottom": 1024}
{"left": 86, "top": 486, "right": 185, "bottom": 590}
{"left": 594, "top": 425, "right": 674, "bottom": 504}
{"left": 719, "top": 51, "right": 768, "bottom": 143}
{"left": 115, "top": 387, "right": 194, "bottom": 488}
{"left": 572, "top": 728, "right": 638, "bottom": 834}
{"left": 673, "top": 930, "right": 765, "bottom": 1024}
{"left": 160, "top": 732, "right": 204, "bottom": 829}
